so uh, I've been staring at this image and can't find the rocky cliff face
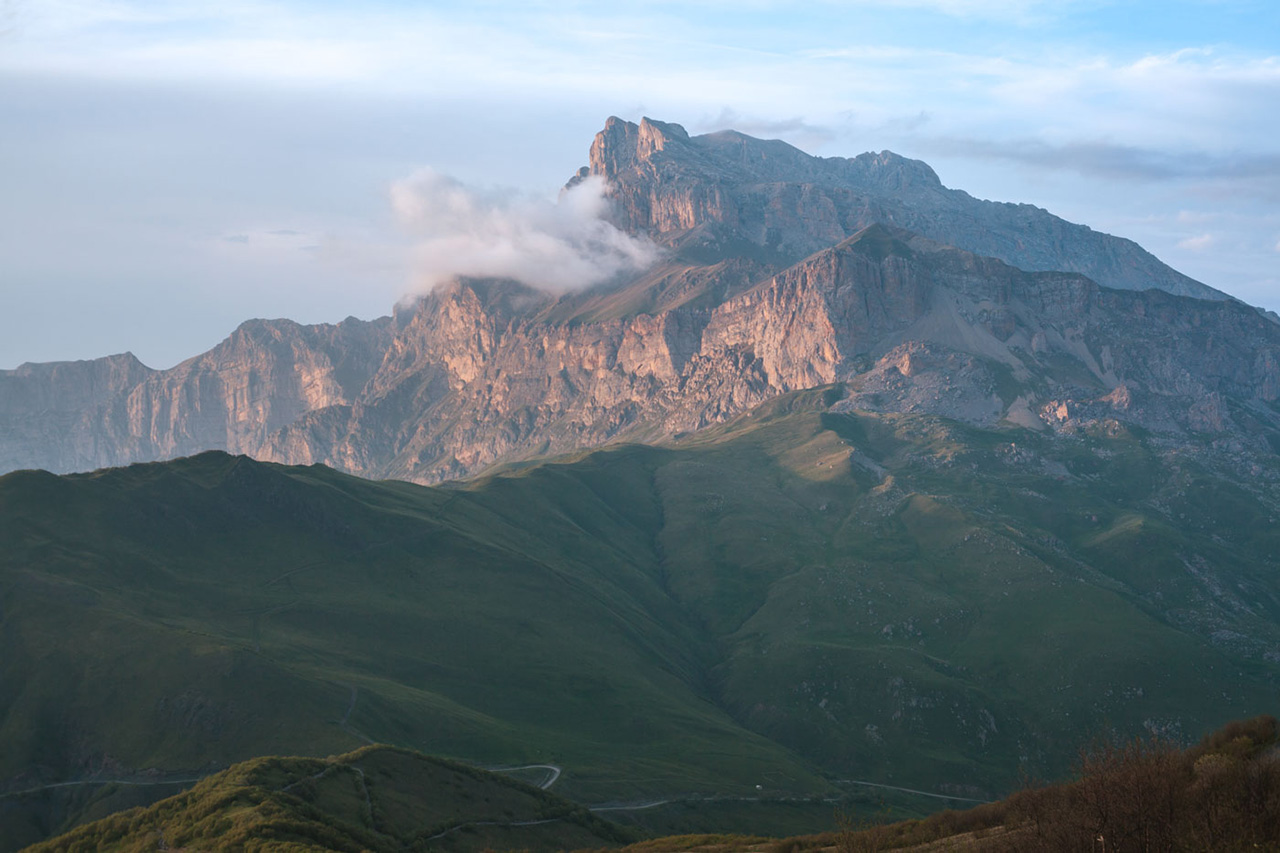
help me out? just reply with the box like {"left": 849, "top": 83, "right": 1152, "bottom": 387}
{"left": 0, "top": 352, "right": 155, "bottom": 473}
{"left": 3, "top": 119, "right": 1275, "bottom": 482}
{"left": 575, "top": 117, "right": 1224, "bottom": 301}
{"left": 0, "top": 316, "right": 392, "bottom": 475}
{"left": 249, "top": 224, "right": 1279, "bottom": 484}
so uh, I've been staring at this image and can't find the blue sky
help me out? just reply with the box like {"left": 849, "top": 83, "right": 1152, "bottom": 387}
{"left": 2, "top": 0, "right": 1278, "bottom": 367}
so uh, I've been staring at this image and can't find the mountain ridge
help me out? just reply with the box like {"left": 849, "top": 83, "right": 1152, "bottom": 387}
{"left": 579, "top": 117, "right": 1223, "bottom": 301}
{"left": 0, "top": 118, "right": 1269, "bottom": 483}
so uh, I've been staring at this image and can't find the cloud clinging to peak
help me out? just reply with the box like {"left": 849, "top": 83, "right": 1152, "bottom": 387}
{"left": 390, "top": 170, "right": 660, "bottom": 293}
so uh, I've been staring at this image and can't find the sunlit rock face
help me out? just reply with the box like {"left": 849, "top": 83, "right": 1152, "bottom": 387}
{"left": 4, "top": 118, "right": 1278, "bottom": 483}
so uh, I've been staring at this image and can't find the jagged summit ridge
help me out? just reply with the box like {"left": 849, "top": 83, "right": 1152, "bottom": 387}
{"left": 580, "top": 117, "right": 1221, "bottom": 302}
{"left": 580, "top": 116, "right": 942, "bottom": 190}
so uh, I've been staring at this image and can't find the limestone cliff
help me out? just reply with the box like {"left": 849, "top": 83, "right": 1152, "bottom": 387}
{"left": 0, "top": 316, "right": 392, "bottom": 474}
{"left": 0, "top": 352, "right": 155, "bottom": 473}
{"left": 252, "top": 225, "right": 1280, "bottom": 484}
{"left": 3, "top": 119, "right": 1275, "bottom": 482}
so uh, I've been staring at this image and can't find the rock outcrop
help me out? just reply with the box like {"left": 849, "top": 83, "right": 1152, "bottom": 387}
{"left": 3, "top": 119, "right": 1276, "bottom": 482}
{"left": 257, "top": 225, "right": 1280, "bottom": 483}
{"left": 0, "top": 352, "right": 156, "bottom": 473}
{"left": 1, "top": 316, "right": 391, "bottom": 475}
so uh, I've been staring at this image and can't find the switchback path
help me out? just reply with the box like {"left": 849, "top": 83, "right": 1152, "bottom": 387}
{"left": 335, "top": 684, "right": 374, "bottom": 745}
{"left": 486, "top": 763, "right": 562, "bottom": 789}
{"left": 425, "top": 817, "right": 564, "bottom": 842}
{"left": 587, "top": 782, "right": 988, "bottom": 814}
{"left": 589, "top": 793, "right": 842, "bottom": 812}
{"left": 589, "top": 798, "right": 673, "bottom": 812}
{"left": 835, "top": 779, "right": 992, "bottom": 804}
{"left": 0, "top": 777, "right": 203, "bottom": 800}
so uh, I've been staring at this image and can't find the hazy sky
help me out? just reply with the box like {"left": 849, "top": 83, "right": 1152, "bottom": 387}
{"left": 2, "top": 0, "right": 1279, "bottom": 368}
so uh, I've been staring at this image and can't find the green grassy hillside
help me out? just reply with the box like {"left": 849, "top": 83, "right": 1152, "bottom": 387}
{"left": 24, "top": 745, "right": 632, "bottom": 852}
{"left": 4, "top": 386, "right": 1279, "bottom": 846}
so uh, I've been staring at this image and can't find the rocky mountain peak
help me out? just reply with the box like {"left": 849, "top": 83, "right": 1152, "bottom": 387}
{"left": 637, "top": 116, "right": 690, "bottom": 155}
{"left": 577, "top": 117, "right": 1222, "bottom": 301}
{"left": 588, "top": 116, "right": 692, "bottom": 177}
{"left": 588, "top": 117, "right": 942, "bottom": 189}
{"left": 852, "top": 149, "right": 943, "bottom": 190}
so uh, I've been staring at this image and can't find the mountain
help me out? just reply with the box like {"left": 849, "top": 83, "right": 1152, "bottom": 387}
{"left": 4, "top": 384, "right": 1280, "bottom": 845}
{"left": 573, "top": 116, "right": 1223, "bottom": 300}
{"left": 1, "top": 118, "right": 1262, "bottom": 482}
{"left": 22, "top": 746, "right": 632, "bottom": 852}
{"left": 0, "top": 315, "right": 391, "bottom": 476}
{"left": 257, "top": 223, "right": 1280, "bottom": 485}
{"left": 7, "top": 116, "right": 1280, "bottom": 847}
{"left": 0, "top": 352, "right": 156, "bottom": 474}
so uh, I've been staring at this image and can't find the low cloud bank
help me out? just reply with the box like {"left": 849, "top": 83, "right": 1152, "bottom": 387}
{"left": 391, "top": 169, "right": 660, "bottom": 292}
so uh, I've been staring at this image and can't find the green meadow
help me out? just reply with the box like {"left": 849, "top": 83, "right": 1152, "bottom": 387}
{"left": 4, "top": 387, "right": 1278, "bottom": 845}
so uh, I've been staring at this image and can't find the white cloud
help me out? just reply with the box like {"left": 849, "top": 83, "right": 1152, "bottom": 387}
{"left": 4, "top": 0, "right": 1280, "bottom": 366}
{"left": 565, "top": 0, "right": 1076, "bottom": 24}
{"left": 390, "top": 170, "right": 661, "bottom": 293}
{"left": 6, "top": 2, "right": 1278, "bottom": 163}
{"left": 1178, "top": 233, "right": 1216, "bottom": 251}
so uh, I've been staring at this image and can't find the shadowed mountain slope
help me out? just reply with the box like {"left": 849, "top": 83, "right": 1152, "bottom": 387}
{"left": 5, "top": 385, "right": 1280, "bottom": 845}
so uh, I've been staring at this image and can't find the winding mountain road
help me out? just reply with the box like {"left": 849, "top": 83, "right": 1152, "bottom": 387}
{"left": 425, "top": 817, "right": 565, "bottom": 841}
{"left": 589, "top": 798, "right": 674, "bottom": 812}
{"left": 489, "top": 763, "right": 562, "bottom": 789}
{"left": 586, "top": 780, "right": 990, "bottom": 814}
{"left": 0, "top": 777, "right": 203, "bottom": 800}
{"left": 835, "top": 779, "right": 991, "bottom": 804}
